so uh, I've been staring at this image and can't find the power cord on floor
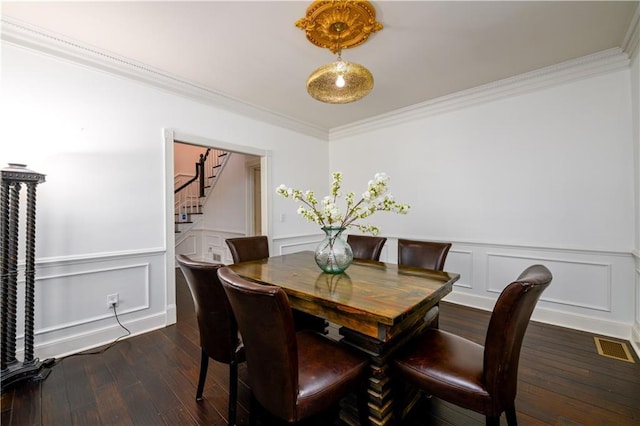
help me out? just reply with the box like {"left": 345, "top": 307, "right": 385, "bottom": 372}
{"left": 35, "top": 302, "right": 131, "bottom": 425}
{"left": 49, "top": 302, "right": 132, "bottom": 366}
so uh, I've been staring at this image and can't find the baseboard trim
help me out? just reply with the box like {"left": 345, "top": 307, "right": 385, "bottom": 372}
{"left": 166, "top": 303, "right": 177, "bottom": 326}
{"left": 18, "top": 312, "right": 167, "bottom": 360}
{"left": 444, "top": 290, "right": 635, "bottom": 343}
{"left": 632, "top": 322, "right": 640, "bottom": 359}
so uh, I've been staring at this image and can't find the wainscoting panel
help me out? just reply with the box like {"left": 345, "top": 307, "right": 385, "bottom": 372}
{"left": 487, "top": 253, "right": 612, "bottom": 312}
{"left": 13, "top": 249, "right": 166, "bottom": 359}
{"left": 203, "top": 233, "right": 225, "bottom": 263}
{"left": 175, "top": 234, "right": 198, "bottom": 258}
{"left": 279, "top": 238, "right": 321, "bottom": 255}
{"left": 445, "top": 249, "right": 473, "bottom": 289}
{"left": 272, "top": 233, "right": 636, "bottom": 342}
{"left": 181, "top": 231, "right": 635, "bottom": 343}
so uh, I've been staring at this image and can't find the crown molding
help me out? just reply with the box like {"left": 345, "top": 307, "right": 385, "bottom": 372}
{"left": 330, "top": 48, "right": 630, "bottom": 140}
{"left": 0, "top": 17, "right": 329, "bottom": 141}
{"left": 622, "top": 2, "right": 640, "bottom": 60}
{"left": 2, "top": 16, "right": 633, "bottom": 143}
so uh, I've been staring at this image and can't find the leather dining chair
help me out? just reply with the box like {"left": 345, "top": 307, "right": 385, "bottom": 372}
{"left": 217, "top": 266, "right": 371, "bottom": 426}
{"left": 347, "top": 234, "right": 387, "bottom": 261}
{"left": 226, "top": 236, "right": 270, "bottom": 263}
{"left": 175, "top": 255, "right": 245, "bottom": 426}
{"left": 392, "top": 264, "right": 552, "bottom": 426}
{"left": 397, "top": 239, "right": 452, "bottom": 271}
{"left": 225, "top": 236, "right": 328, "bottom": 334}
{"left": 397, "top": 239, "right": 453, "bottom": 328}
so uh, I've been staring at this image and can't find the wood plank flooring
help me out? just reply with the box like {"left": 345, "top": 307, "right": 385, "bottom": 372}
{"left": 2, "top": 268, "right": 639, "bottom": 425}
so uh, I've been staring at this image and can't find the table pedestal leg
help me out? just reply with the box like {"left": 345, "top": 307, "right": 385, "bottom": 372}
{"left": 337, "top": 321, "right": 429, "bottom": 425}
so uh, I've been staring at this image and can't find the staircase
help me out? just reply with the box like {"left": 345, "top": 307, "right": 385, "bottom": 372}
{"left": 174, "top": 148, "right": 230, "bottom": 235}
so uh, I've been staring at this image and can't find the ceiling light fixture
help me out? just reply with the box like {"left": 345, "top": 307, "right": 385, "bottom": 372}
{"left": 296, "top": 1, "right": 383, "bottom": 104}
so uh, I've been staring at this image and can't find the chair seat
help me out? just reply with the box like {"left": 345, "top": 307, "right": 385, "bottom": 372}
{"left": 392, "top": 265, "right": 552, "bottom": 426}
{"left": 218, "top": 266, "right": 371, "bottom": 425}
{"left": 176, "top": 255, "right": 245, "bottom": 425}
{"left": 296, "top": 331, "right": 369, "bottom": 419}
{"left": 394, "top": 328, "right": 491, "bottom": 412}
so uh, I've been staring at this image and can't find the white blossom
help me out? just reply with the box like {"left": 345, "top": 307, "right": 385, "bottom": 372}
{"left": 275, "top": 172, "right": 410, "bottom": 234}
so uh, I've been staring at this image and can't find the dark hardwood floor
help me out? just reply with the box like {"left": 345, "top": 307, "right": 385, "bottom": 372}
{"left": 2, "top": 268, "right": 639, "bottom": 425}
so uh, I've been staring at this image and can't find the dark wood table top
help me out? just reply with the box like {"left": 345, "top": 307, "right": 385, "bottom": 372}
{"left": 227, "top": 251, "right": 460, "bottom": 342}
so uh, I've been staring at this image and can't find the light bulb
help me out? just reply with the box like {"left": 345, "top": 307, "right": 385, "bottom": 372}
{"left": 336, "top": 74, "right": 345, "bottom": 88}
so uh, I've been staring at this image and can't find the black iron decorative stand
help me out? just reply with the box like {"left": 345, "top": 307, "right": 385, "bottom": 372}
{"left": 1, "top": 163, "right": 50, "bottom": 392}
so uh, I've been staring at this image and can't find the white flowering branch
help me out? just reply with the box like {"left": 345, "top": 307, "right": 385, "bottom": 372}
{"left": 276, "top": 172, "right": 410, "bottom": 235}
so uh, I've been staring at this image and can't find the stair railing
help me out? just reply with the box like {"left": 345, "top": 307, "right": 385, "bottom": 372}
{"left": 175, "top": 151, "right": 207, "bottom": 220}
{"left": 174, "top": 148, "right": 229, "bottom": 224}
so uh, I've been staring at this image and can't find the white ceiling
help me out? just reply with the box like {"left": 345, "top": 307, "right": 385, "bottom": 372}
{"left": 1, "top": 1, "right": 637, "bottom": 131}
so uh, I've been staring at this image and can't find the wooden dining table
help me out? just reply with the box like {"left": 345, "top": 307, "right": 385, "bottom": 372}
{"left": 227, "top": 250, "right": 460, "bottom": 425}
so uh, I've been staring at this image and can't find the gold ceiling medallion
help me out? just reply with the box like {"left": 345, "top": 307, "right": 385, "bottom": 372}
{"left": 296, "top": 1, "right": 383, "bottom": 104}
{"left": 295, "top": 0, "right": 383, "bottom": 54}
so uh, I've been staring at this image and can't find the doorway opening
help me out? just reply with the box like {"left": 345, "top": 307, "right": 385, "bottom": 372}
{"left": 164, "top": 129, "right": 270, "bottom": 325}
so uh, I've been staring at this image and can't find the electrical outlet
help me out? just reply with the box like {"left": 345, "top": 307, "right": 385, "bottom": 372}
{"left": 212, "top": 253, "right": 222, "bottom": 262}
{"left": 107, "top": 293, "right": 119, "bottom": 308}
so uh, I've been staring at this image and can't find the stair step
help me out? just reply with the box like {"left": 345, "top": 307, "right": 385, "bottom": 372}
{"left": 174, "top": 149, "right": 230, "bottom": 239}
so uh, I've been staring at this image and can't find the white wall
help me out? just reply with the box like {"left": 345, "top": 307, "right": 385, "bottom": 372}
{"left": 174, "top": 142, "right": 206, "bottom": 176}
{"left": 330, "top": 67, "right": 637, "bottom": 340}
{"left": 200, "top": 152, "right": 251, "bottom": 234}
{"left": 0, "top": 41, "right": 328, "bottom": 358}
{"left": 631, "top": 42, "right": 640, "bottom": 353}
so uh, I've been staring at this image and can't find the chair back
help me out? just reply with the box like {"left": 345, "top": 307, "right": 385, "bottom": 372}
{"left": 397, "top": 239, "right": 452, "bottom": 271}
{"left": 226, "top": 236, "right": 269, "bottom": 263}
{"left": 175, "top": 255, "right": 240, "bottom": 363}
{"left": 483, "top": 264, "right": 552, "bottom": 409}
{"left": 218, "top": 266, "right": 299, "bottom": 420}
{"left": 347, "top": 234, "right": 387, "bottom": 261}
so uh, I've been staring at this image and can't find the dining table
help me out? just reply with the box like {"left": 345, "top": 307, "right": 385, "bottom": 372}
{"left": 227, "top": 250, "right": 460, "bottom": 425}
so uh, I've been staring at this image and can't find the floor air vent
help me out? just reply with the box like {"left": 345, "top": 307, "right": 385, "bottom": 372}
{"left": 593, "top": 337, "right": 635, "bottom": 363}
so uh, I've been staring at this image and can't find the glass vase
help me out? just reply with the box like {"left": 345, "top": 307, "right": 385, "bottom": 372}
{"left": 314, "top": 226, "right": 353, "bottom": 274}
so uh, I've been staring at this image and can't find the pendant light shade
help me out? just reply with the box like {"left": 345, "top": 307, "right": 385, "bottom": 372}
{"left": 296, "top": 1, "right": 382, "bottom": 104}
{"left": 307, "top": 59, "right": 373, "bottom": 104}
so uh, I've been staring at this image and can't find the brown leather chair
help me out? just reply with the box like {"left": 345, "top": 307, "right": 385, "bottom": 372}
{"left": 397, "top": 239, "right": 453, "bottom": 328}
{"left": 217, "top": 267, "right": 371, "bottom": 425}
{"left": 226, "top": 236, "right": 270, "bottom": 263}
{"left": 175, "top": 255, "right": 244, "bottom": 426}
{"left": 392, "top": 264, "right": 552, "bottom": 426}
{"left": 225, "top": 236, "right": 328, "bottom": 334}
{"left": 397, "top": 239, "right": 452, "bottom": 271}
{"left": 347, "top": 234, "right": 387, "bottom": 261}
